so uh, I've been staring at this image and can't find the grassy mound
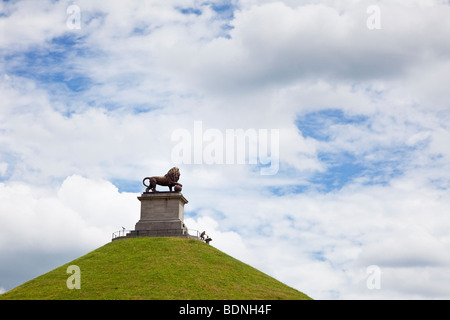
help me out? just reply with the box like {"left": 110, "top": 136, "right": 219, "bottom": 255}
{"left": 0, "top": 237, "right": 311, "bottom": 300}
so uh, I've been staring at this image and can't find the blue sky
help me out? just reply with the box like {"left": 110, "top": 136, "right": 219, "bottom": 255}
{"left": 5, "top": 41, "right": 93, "bottom": 94}
{"left": 1, "top": 0, "right": 450, "bottom": 299}
{"left": 296, "top": 108, "right": 420, "bottom": 190}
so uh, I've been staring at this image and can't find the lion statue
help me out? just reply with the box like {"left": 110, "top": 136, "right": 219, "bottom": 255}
{"left": 143, "top": 167, "right": 182, "bottom": 192}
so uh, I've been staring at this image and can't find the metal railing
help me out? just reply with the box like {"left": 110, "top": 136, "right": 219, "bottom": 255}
{"left": 186, "top": 228, "right": 201, "bottom": 239}
{"left": 112, "top": 229, "right": 132, "bottom": 240}
{"left": 111, "top": 228, "right": 202, "bottom": 240}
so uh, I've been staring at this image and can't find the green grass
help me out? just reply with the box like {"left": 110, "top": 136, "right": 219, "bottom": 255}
{"left": 0, "top": 237, "right": 311, "bottom": 300}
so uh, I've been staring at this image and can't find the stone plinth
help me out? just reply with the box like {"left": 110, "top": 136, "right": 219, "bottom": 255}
{"left": 130, "top": 192, "right": 189, "bottom": 237}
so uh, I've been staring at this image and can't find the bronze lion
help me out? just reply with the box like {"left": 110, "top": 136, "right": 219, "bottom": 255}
{"left": 143, "top": 167, "right": 182, "bottom": 192}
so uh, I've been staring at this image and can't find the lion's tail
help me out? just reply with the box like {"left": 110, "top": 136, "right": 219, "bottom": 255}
{"left": 142, "top": 177, "right": 151, "bottom": 187}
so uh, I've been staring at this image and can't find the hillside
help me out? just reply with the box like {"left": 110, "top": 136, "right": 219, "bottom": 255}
{"left": 0, "top": 237, "right": 311, "bottom": 300}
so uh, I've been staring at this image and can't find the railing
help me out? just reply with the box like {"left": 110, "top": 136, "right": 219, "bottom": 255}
{"left": 186, "top": 228, "right": 201, "bottom": 239}
{"left": 112, "top": 229, "right": 132, "bottom": 240}
{"left": 185, "top": 229, "right": 212, "bottom": 243}
{"left": 111, "top": 228, "right": 202, "bottom": 240}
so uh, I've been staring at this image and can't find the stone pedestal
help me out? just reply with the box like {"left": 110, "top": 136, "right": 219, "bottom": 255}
{"left": 130, "top": 192, "right": 189, "bottom": 237}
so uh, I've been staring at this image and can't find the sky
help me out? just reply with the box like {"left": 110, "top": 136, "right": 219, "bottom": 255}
{"left": 1, "top": 0, "right": 450, "bottom": 299}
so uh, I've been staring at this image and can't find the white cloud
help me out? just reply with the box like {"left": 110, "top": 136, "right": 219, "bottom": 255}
{"left": 0, "top": 0, "right": 67, "bottom": 50}
{"left": 0, "top": 176, "right": 138, "bottom": 254}
{"left": 156, "top": 1, "right": 450, "bottom": 95}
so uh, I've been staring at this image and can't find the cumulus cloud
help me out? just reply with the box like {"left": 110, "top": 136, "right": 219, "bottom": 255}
{"left": 157, "top": 0, "right": 450, "bottom": 94}
{"left": 0, "top": 0, "right": 67, "bottom": 50}
{"left": 0, "top": 176, "right": 138, "bottom": 252}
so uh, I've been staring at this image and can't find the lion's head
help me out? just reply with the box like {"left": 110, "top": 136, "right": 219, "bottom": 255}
{"left": 165, "top": 167, "right": 180, "bottom": 182}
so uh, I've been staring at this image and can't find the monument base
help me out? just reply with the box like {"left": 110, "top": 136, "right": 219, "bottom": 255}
{"left": 133, "top": 218, "right": 188, "bottom": 237}
{"left": 113, "top": 191, "right": 192, "bottom": 240}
